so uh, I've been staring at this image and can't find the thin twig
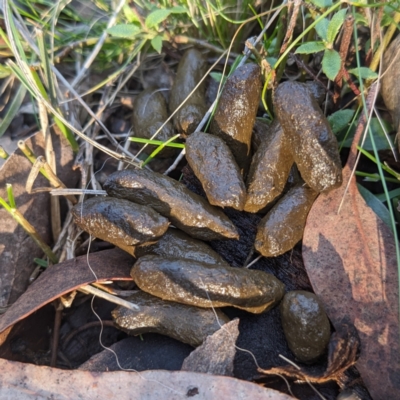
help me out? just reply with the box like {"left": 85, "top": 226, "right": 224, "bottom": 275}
{"left": 79, "top": 285, "right": 140, "bottom": 311}
{"left": 173, "top": 35, "right": 240, "bottom": 57}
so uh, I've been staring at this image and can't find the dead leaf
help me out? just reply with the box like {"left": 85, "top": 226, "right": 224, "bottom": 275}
{"left": 181, "top": 319, "right": 239, "bottom": 376}
{"left": 0, "top": 125, "right": 79, "bottom": 308}
{"left": 0, "top": 248, "right": 133, "bottom": 342}
{"left": 381, "top": 34, "right": 400, "bottom": 147}
{"left": 302, "top": 163, "right": 400, "bottom": 399}
{"left": 0, "top": 358, "right": 296, "bottom": 399}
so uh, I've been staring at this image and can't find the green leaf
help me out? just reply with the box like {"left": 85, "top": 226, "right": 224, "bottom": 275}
{"left": 376, "top": 188, "right": 400, "bottom": 203}
{"left": 0, "top": 83, "right": 26, "bottom": 138}
{"left": 348, "top": 67, "right": 378, "bottom": 80}
{"left": 34, "top": 258, "right": 49, "bottom": 268}
{"left": 123, "top": 5, "right": 141, "bottom": 23}
{"left": 129, "top": 137, "right": 185, "bottom": 148}
{"left": 150, "top": 35, "right": 163, "bottom": 53}
{"left": 296, "top": 41, "right": 326, "bottom": 54}
{"left": 170, "top": 6, "right": 187, "bottom": 14}
{"left": 107, "top": 24, "right": 141, "bottom": 38}
{"left": 315, "top": 18, "right": 329, "bottom": 41}
{"left": 357, "top": 184, "right": 393, "bottom": 232}
{"left": 145, "top": 9, "right": 172, "bottom": 28}
{"left": 327, "top": 9, "right": 347, "bottom": 44}
{"left": 342, "top": 118, "right": 394, "bottom": 150}
{"left": 210, "top": 72, "right": 223, "bottom": 82}
{"left": 353, "top": 12, "right": 368, "bottom": 26}
{"left": 307, "top": 0, "right": 332, "bottom": 8}
{"left": 322, "top": 49, "right": 341, "bottom": 80}
{"left": 328, "top": 109, "right": 355, "bottom": 133}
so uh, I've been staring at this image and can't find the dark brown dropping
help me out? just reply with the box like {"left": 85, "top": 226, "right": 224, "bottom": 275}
{"left": 186, "top": 132, "right": 246, "bottom": 210}
{"left": 104, "top": 169, "right": 239, "bottom": 241}
{"left": 210, "top": 63, "right": 261, "bottom": 173}
{"left": 274, "top": 81, "right": 342, "bottom": 193}
{"left": 135, "top": 228, "right": 229, "bottom": 266}
{"left": 169, "top": 49, "right": 207, "bottom": 134}
{"left": 245, "top": 120, "right": 294, "bottom": 213}
{"left": 251, "top": 119, "right": 271, "bottom": 152}
{"left": 131, "top": 255, "right": 285, "bottom": 314}
{"left": 255, "top": 184, "right": 318, "bottom": 257}
{"left": 304, "top": 81, "right": 326, "bottom": 105}
{"left": 280, "top": 291, "right": 331, "bottom": 363}
{"left": 132, "top": 87, "right": 177, "bottom": 158}
{"left": 112, "top": 291, "right": 230, "bottom": 347}
{"left": 71, "top": 197, "right": 170, "bottom": 255}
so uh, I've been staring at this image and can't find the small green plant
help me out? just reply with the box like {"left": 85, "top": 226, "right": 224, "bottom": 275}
{"left": 295, "top": 8, "right": 349, "bottom": 80}
{"left": 107, "top": 5, "right": 188, "bottom": 53}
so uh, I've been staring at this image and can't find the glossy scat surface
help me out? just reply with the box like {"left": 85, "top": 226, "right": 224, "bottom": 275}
{"left": 280, "top": 291, "right": 331, "bottom": 363}
{"left": 186, "top": 132, "right": 246, "bottom": 210}
{"left": 132, "top": 87, "right": 177, "bottom": 157}
{"left": 135, "top": 228, "right": 229, "bottom": 266}
{"left": 169, "top": 49, "right": 207, "bottom": 134}
{"left": 71, "top": 197, "right": 169, "bottom": 253}
{"left": 112, "top": 291, "right": 230, "bottom": 347}
{"left": 210, "top": 63, "right": 261, "bottom": 173}
{"left": 274, "top": 81, "right": 342, "bottom": 193}
{"left": 131, "top": 255, "right": 285, "bottom": 313}
{"left": 304, "top": 81, "right": 326, "bottom": 105}
{"left": 245, "top": 120, "right": 294, "bottom": 213}
{"left": 104, "top": 169, "right": 239, "bottom": 241}
{"left": 255, "top": 184, "right": 318, "bottom": 257}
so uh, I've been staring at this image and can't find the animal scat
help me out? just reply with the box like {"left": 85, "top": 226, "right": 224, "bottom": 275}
{"left": 274, "top": 81, "right": 342, "bottom": 193}
{"left": 210, "top": 63, "right": 261, "bottom": 173}
{"left": 112, "top": 291, "right": 230, "bottom": 347}
{"left": 245, "top": 120, "right": 294, "bottom": 213}
{"left": 135, "top": 228, "right": 230, "bottom": 266}
{"left": 255, "top": 184, "right": 318, "bottom": 257}
{"left": 131, "top": 255, "right": 285, "bottom": 314}
{"left": 132, "top": 87, "right": 177, "bottom": 158}
{"left": 104, "top": 169, "right": 239, "bottom": 241}
{"left": 185, "top": 132, "right": 246, "bottom": 210}
{"left": 71, "top": 197, "right": 170, "bottom": 255}
{"left": 169, "top": 48, "right": 208, "bottom": 135}
{"left": 280, "top": 291, "right": 331, "bottom": 363}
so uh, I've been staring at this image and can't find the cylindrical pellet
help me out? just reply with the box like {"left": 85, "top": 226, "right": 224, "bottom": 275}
{"left": 131, "top": 255, "right": 285, "bottom": 314}
{"left": 169, "top": 49, "right": 207, "bottom": 135}
{"left": 112, "top": 291, "right": 230, "bottom": 347}
{"left": 132, "top": 87, "right": 177, "bottom": 158}
{"left": 210, "top": 63, "right": 261, "bottom": 173}
{"left": 186, "top": 132, "right": 246, "bottom": 210}
{"left": 245, "top": 121, "right": 294, "bottom": 213}
{"left": 104, "top": 169, "right": 239, "bottom": 241}
{"left": 255, "top": 184, "right": 318, "bottom": 257}
{"left": 274, "top": 81, "right": 342, "bottom": 193}
{"left": 135, "top": 228, "right": 229, "bottom": 266}
{"left": 71, "top": 197, "right": 170, "bottom": 255}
